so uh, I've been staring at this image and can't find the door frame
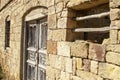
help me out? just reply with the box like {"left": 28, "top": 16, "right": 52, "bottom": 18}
{"left": 22, "top": 16, "right": 47, "bottom": 80}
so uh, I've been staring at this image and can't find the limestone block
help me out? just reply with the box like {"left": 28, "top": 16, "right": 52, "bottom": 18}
{"left": 55, "top": 56, "right": 65, "bottom": 71}
{"left": 76, "top": 70, "right": 103, "bottom": 80}
{"left": 72, "top": 76, "right": 82, "bottom": 80}
{"left": 71, "top": 42, "right": 88, "bottom": 58}
{"left": 55, "top": 0, "right": 63, "bottom": 3}
{"left": 49, "top": 54, "right": 57, "bottom": 67}
{"left": 48, "top": 6, "right": 56, "bottom": 15}
{"left": 107, "top": 44, "right": 120, "bottom": 52}
{"left": 110, "top": 0, "right": 120, "bottom": 8}
{"left": 57, "top": 42, "right": 71, "bottom": 57}
{"left": 57, "top": 18, "right": 67, "bottom": 28}
{"left": 76, "top": 58, "right": 82, "bottom": 70}
{"left": 110, "top": 9, "right": 120, "bottom": 21}
{"left": 83, "top": 59, "right": 91, "bottom": 71}
{"left": 90, "top": 60, "right": 98, "bottom": 74}
{"left": 52, "top": 29, "right": 67, "bottom": 41}
{"left": 48, "top": 14, "right": 57, "bottom": 29}
{"left": 56, "top": 2, "right": 64, "bottom": 13}
{"left": 98, "top": 63, "right": 120, "bottom": 79}
{"left": 47, "top": 40, "right": 57, "bottom": 55}
{"left": 54, "top": 69, "right": 61, "bottom": 80}
{"left": 72, "top": 57, "right": 76, "bottom": 75}
{"left": 89, "top": 43, "right": 106, "bottom": 61}
{"left": 60, "top": 71, "right": 71, "bottom": 80}
{"left": 106, "top": 52, "right": 120, "bottom": 66}
{"left": 47, "top": 0, "right": 55, "bottom": 7}
{"left": 57, "top": 17, "right": 76, "bottom": 29}
{"left": 46, "top": 66, "right": 56, "bottom": 79}
{"left": 65, "top": 58, "right": 73, "bottom": 73}
{"left": 110, "top": 30, "right": 118, "bottom": 44}
{"left": 111, "top": 20, "right": 120, "bottom": 29}
{"left": 47, "top": 29, "right": 53, "bottom": 40}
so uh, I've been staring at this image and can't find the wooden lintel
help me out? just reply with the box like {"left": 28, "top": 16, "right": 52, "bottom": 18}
{"left": 73, "top": 26, "right": 110, "bottom": 32}
{"left": 74, "top": 12, "right": 110, "bottom": 21}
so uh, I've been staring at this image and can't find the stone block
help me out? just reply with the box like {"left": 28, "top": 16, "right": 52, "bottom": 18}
{"left": 98, "top": 63, "right": 120, "bottom": 79}
{"left": 106, "top": 52, "right": 120, "bottom": 66}
{"left": 57, "top": 17, "right": 76, "bottom": 29}
{"left": 52, "top": 29, "right": 67, "bottom": 41}
{"left": 65, "top": 58, "right": 73, "bottom": 73}
{"left": 55, "top": 56, "right": 65, "bottom": 71}
{"left": 110, "top": 0, "right": 120, "bottom": 8}
{"left": 76, "top": 58, "right": 82, "bottom": 70}
{"left": 72, "top": 76, "right": 82, "bottom": 80}
{"left": 110, "top": 9, "right": 120, "bottom": 21}
{"left": 47, "top": 29, "right": 53, "bottom": 40}
{"left": 90, "top": 60, "right": 98, "bottom": 74}
{"left": 54, "top": 69, "right": 61, "bottom": 80}
{"left": 111, "top": 20, "right": 120, "bottom": 29}
{"left": 83, "top": 59, "right": 91, "bottom": 71}
{"left": 89, "top": 43, "right": 105, "bottom": 61}
{"left": 49, "top": 54, "right": 57, "bottom": 67}
{"left": 61, "top": 8, "right": 76, "bottom": 18}
{"left": 60, "top": 71, "right": 71, "bottom": 80}
{"left": 48, "top": 6, "right": 56, "bottom": 15}
{"left": 56, "top": 2, "right": 64, "bottom": 13}
{"left": 107, "top": 44, "right": 120, "bottom": 52}
{"left": 110, "top": 30, "right": 118, "bottom": 44}
{"left": 76, "top": 70, "right": 103, "bottom": 80}
{"left": 47, "top": 40, "right": 57, "bottom": 55}
{"left": 72, "top": 57, "right": 76, "bottom": 75}
{"left": 57, "top": 18, "right": 67, "bottom": 28}
{"left": 46, "top": 66, "right": 56, "bottom": 79}
{"left": 47, "top": 0, "right": 55, "bottom": 7}
{"left": 55, "top": 0, "right": 63, "bottom": 3}
{"left": 57, "top": 41, "right": 71, "bottom": 57}
{"left": 48, "top": 14, "right": 57, "bottom": 29}
{"left": 71, "top": 42, "right": 88, "bottom": 58}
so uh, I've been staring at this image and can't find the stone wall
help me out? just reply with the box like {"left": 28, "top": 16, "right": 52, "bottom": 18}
{"left": 47, "top": 0, "right": 120, "bottom": 80}
{"left": 0, "top": 0, "right": 120, "bottom": 80}
{"left": 0, "top": 0, "right": 47, "bottom": 80}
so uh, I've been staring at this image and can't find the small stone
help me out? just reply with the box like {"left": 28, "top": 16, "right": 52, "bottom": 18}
{"left": 106, "top": 52, "right": 120, "bottom": 66}
{"left": 83, "top": 59, "right": 91, "bottom": 71}
{"left": 98, "top": 63, "right": 120, "bottom": 79}
{"left": 90, "top": 61, "right": 98, "bottom": 74}
{"left": 110, "top": 9, "right": 120, "bottom": 21}
{"left": 76, "top": 70, "right": 103, "bottom": 80}
{"left": 47, "top": 40, "right": 57, "bottom": 55}
{"left": 65, "top": 58, "right": 73, "bottom": 73}
{"left": 76, "top": 58, "right": 82, "bottom": 70}
{"left": 71, "top": 42, "right": 88, "bottom": 58}
{"left": 48, "top": 14, "right": 57, "bottom": 29}
{"left": 89, "top": 43, "right": 105, "bottom": 61}
{"left": 57, "top": 42, "right": 71, "bottom": 57}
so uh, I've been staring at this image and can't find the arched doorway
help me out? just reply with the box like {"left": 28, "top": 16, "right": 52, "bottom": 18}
{"left": 22, "top": 7, "right": 48, "bottom": 80}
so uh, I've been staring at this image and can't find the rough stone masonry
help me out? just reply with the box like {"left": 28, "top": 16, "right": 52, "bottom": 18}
{"left": 0, "top": 0, "right": 120, "bottom": 80}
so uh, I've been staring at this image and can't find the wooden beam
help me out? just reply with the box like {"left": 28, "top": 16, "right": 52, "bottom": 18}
{"left": 74, "top": 12, "right": 110, "bottom": 21}
{"left": 73, "top": 26, "right": 110, "bottom": 32}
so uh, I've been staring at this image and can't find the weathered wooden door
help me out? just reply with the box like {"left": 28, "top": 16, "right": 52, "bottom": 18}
{"left": 26, "top": 17, "right": 47, "bottom": 80}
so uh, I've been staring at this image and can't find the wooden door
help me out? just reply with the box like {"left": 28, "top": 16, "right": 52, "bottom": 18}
{"left": 26, "top": 17, "right": 47, "bottom": 80}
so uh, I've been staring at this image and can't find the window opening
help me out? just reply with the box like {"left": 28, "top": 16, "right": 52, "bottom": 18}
{"left": 5, "top": 17, "right": 10, "bottom": 49}
{"left": 73, "top": 4, "right": 110, "bottom": 44}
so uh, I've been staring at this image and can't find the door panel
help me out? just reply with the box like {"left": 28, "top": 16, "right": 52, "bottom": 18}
{"left": 26, "top": 18, "right": 47, "bottom": 80}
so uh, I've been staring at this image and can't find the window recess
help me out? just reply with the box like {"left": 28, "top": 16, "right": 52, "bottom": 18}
{"left": 72, "top": 4, "right": 110, "bottom": 44}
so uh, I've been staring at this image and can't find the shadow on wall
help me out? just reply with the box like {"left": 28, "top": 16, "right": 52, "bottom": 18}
{"left": 0, "top": 65, "right": 5, "bottom": 80}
